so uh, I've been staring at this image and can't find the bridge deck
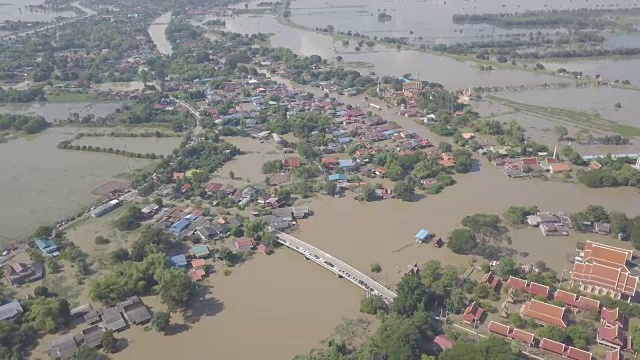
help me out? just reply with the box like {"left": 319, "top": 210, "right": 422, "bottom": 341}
{"left": 271, "top": 229, "right": 397, "bottom": 303}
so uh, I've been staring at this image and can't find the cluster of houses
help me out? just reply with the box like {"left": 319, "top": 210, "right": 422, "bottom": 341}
{"left": 459, "top": 240, "right": 639, "bottom": 360}
{"left": 492, "top": 153, "right": 573, "bottom": 178}
{"left": 155, "top": 205, "right": 243, "bottom": 241}
{"left": 48, "top": 297, "right": 152, "bottom": 359}
{"left": 526, "top": 212, "right": 572, "bottom": 237}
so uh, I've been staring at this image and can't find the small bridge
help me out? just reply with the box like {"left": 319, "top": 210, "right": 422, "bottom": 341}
{"left": 270, "top": 229, "right": 397, "bottom": 303}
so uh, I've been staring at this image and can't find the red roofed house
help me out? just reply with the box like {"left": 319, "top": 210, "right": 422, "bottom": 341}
{"left": 506, "top": 276, "right": 548, "bottom": 299}
{"left": 511, "top": 328, "right": 536, "bottom": 347}
{"left": 566, "top": 347, "right": 593, "bottom": 360}
{"left": 507, "top": 276, "right": 527, "bottom": 290}
{"left": 590, "top": 161, "right": 602, "bottom": 170}
{"left": 482, "top": 272, "right": 501, "bottom": 291}
{"left": 526, "top": 282, "right": 550, "bottom": 298}
{"left": 597, "top": 325, "right": 624, "bottom": 348}
{"left": 181, "top": 183, "right": 192, "bottom": 193}
{"left": 600, "top": 308, "right": 623, "bottom": 328}
{"left": 462, "top": 301, "right": 484, "bottom": 325}
{"left": 438, "top": 153, "right": 456, "bottom": 168}
{"left": 434, "top": 335, "right": 455, "bottom": 351}
{"left": 540, "top": 338, "right": 567, "bottom": 357}
{"left": 3, "top": 262, "right": 36, "bottom": 285}
{"left": 173, "top": 172, "right": 186, "bottom": 180}
{"left": 549, "top": 162, "right": 572, "bottom": 173}
{"left": 540, "top": 338, "right": 592, "bottom": 360}
{"left": 571, "top": 241, "right": 638, "bottom": 299}
{"left": 257, "top": 243, "right": 273, "bottom": 255}
{"left": 234, "top": 238, "right": 255, "bottom": 253}
{"left": 283, "top": 157, "right": 302, "bottom": 169}
{"left": 554, "top": 290, "right": 600, "bottom": 312}
{"left": 520, "top": 299, "right": 568, "bottom": 328}
{"left": 487, "top": 321, "right": 535, "bottom": 347}
{"left": 605, "top": 349, "right": 621, "bottom": 360}
{"left": 321, "top": 157, "right": 339, "bottom": 168}
{"left": 488, "top": 321, "right": 511, "bottom": 337}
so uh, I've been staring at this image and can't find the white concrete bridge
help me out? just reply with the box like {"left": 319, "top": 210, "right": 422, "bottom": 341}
{"left": 269, "top": 229, "right": 397, "bottom": 303}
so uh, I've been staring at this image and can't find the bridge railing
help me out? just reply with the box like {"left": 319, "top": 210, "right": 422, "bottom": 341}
{"left": 270, "top": 229, "right": 397, "bottom": 300}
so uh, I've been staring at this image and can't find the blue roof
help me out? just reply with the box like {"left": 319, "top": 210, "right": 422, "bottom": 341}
{"left": 192, "top": 245, "right": 209, "bottom": 255}
{"left": 35, "top": 238, "right": 58, "bottom": 251}
{"left": 415, "top": 229, "right": 430, "bottom": 240}
{"left": 328, "top": 174, "right": 349, "bottom": 181}
{"left": 170, "top": 254, "right": 188, "bottom": 267}
{"left": 338, "top": 159, "right": 355, "bottom": 167}
{"left": 170, "top": 219, "right": 190, "bottom": 234}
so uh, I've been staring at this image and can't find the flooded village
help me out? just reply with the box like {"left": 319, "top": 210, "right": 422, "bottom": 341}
{"left": 1, "top": 0, "right": 640, "bottom": 360}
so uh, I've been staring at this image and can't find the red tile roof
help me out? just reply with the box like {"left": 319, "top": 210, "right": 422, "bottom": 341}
{"left": 235, "top": 238, "right": 255, "bottom": 249}
{"left": 605, "top": 349, "right": 621, "bottom": 360}
{"left": 526, "top": 282, "right": 550, "bottom": 298}
{"left": 462, "top": 302, "right": 483, "bottom": 323}
{"left": 511, "top": 328, "right": 535, "bottom": 345}
{"left": 600, "top": 308, "right": 622, "bottom": 328}
{"left": 566, "top": 347, "right": 592, "bottom": 360}
{"left": 522, "top": 157, "right": 538, "bottom": 165}
{"left": 599, "top": 325, "right": 623, "bottom": 346}
{"left": 507, "top": 276, "right": 527, "bottom": 290}
{"left": 521, "top": 300, "right": 568, "bottom": 328}
{"left": 571, "top": 262, "right": 638, "bottom": 297}
{"left": 540, "top": 338, "right": 567, "bottom": 355}
{"left": 582, "top": 241, "right": 633, "bottom": 271}
{"left": 283, "top": 157, "right": 302, "bottom": 168}
{"left": 321, "top": 157, "right": 339, "bottom": 165}
{"left": 257, "top": 243, "right": 273, "bottom": 255}
{"left": 487, "top": 321, "right": 510, "bottom": 337}
{"left": 434, "top": 335, "right": 455, "bottom": 351}
{"left": 549, "top": 163, "right": 572, "bottom": 173}
{"left": 555, "top": 290, "right": 600, "bottom": 312}
{"left": 482, "top": 272, "right": 501, "bottom": 290}
{"left": 191, "top": 259, "right": 206, "bottom": 268}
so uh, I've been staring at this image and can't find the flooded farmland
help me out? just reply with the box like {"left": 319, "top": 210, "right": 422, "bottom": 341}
{"left": 222, "top": 14, "right": 565, "bottom": 89}
{"left": 0, "top": 128, "right": 158, "bottom": 244}
{"left": 71, "top": 136, "right": 182, "bottom": 155}
{"left": 0, "top": 0, "right": 77, "bottom": 24}
{"left": 289, "top": 0, "right": 640, "bottom": 44}
{"left": 0, "top": 102, "right": 125, "bottom": 122}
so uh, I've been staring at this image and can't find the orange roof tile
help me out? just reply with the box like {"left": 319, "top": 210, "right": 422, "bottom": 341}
{"left": 521, "top": 300, "right": 567, "bottom": 328}
{"left": 600, "top": 308, "right": 622, "bottom": 327}
{"left": 507, "top": 276, "right": 527, "bottom": 290}
{"left": 566, "top": 347, "right": 592, "bottom": 360}
{"left": 540, "top": 338, "right": 567, "bottom": 355}
{"left": 511, "top": 328, "right": 535, "bottom": 345}
{"left": 487, "top": 321, "right": 510, "bottom": 337}
{"left": 605, "top": 349, "right": 621, "bottom": 360}
{"left": 598, "top": 325, "right": 623, "bottom": 346}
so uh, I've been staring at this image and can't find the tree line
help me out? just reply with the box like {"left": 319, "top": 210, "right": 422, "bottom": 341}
{"left": 0, "top": 113, "right": 49, "bottom": 134}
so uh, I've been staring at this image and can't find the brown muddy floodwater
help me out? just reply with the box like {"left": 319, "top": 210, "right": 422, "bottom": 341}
{"left": 222, "top": 14, "right": 564, "bottom": 89}
{"left": 0, "top": 128, "right": 154, "bottom": 244}
{"left": 112, "top": 251, "right": 362, "bottom": 360}
{"left": 498, "top": 87, "right": 640, "bottom": 128}
{"left": 298, "top": 166, "right": 640, "bottom": 289}
{"left": 0, "top": 102, "right": 125, "bottom": 122}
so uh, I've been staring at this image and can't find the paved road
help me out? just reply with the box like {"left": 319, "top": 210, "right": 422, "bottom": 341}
{"left": 170, "top": 97, "right": 204, "bottom": 136}
{"left": 270, "top": 229, "right": 397, "bottom": 303}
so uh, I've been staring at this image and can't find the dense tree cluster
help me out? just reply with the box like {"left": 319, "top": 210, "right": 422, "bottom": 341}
{"left": 448, "top": 214, "right": 511, "bottom": 258}
{"left": 0, "top": 114, "right": 49, "bottom": 134}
